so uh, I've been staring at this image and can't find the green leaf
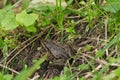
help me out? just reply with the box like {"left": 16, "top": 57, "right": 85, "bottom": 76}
{"left": 94, "top": 65, "right": 109, "bottom": 80}
{"left": 78, "top": 64, "right": 89, "bottom": 70}
{"left": 25, "top": 25, "right": 37, "bottom": 32}
{"left": 16, "top": 10, "right": 38, "bottom": 26}
{"left": 66, "top": 26, "right": 75, "bottom": 34}
{"left": 114, "top": 67, "right": 120, "bottom": 77}
{"left": 0, "top": 39, "right": 8, "bottom": 54}
{"left": 0, "top": 9, "right": 7, "bottom": 22}
{"left": 60, "top": 67, "right": 71, "bottom": 80}
{"left": 103, "top": 67, "right": 120, "bottom": 80}
{"left": 0, "top": 39, "right": 5, "bottom": 48}
{"left": 4, "top": 75, "right": 12, "bottom": 80}
{"left": 79, "top": 77, "right": 85, "bottom": 80}
{"left": 22, "top": 0, "right": 30, "bottom": 10}
{"left": 96, "top": 33, "right": 120, "bottom": 58}
{"left": 103, "top": 72, "right": 115, "bottom": 80}
{"left": 52, "top": 76, "right": 60, "bottom": 80}
{"left": 103, "top": 0, "right": 120, "bottom": 13}
{"left": 14, "top": 55, "right": 47, "bottom": 80}
{"left": 0, "top": 73, "right": 4, "bottom": 80}
{"left": 1, "top": 10, "right": 18, "bottom": 30}
{"left": 85, "top": 45, "right": 91, "bottom": 51}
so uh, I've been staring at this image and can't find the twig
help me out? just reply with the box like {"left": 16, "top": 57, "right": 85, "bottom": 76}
{"left": 0, "top": 64, "right": 19, "bottom": 74}
{"left": 0, "top": 35, "right": 37, "bottom": 64}
{"left": 105, "top": 17, "right": 108, "bottom": 56}
{"left": 6, "top": 26, "right": 51, "bottom": 65}
{"left": 83, "top": 53, "right": 120, "bottom": 67}
{"left": 29, "top": 74, "right": 40, "bottom": 80}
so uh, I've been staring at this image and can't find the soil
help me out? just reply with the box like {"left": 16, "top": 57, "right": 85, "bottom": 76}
{"left": 0, "top": 22, "right": 106, "bottom": 79}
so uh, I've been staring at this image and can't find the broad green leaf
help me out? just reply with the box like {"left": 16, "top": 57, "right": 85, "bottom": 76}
{"left": 16, "top": 10, "right": 38, "bottom": 26}
{"left": 14, "top": 55, "right": 47, "bottom": 80}
{"left": 0, "top": 9, "right": 7, "bottom": 22}
{"left": 103, "top": 0, "right": 120, "bottom": 13}
{"left": 1, "top": 10, "right": 18, "bottom": 30}
{"left": 25, "top": 25, "right": 37, "bottom": 32}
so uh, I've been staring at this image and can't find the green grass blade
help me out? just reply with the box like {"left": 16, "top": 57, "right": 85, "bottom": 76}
{"left": 14, "top": 55, "right": 47, "bottom": 80}
{"left": 96, "top": 33, "right": 120, "bottom": 58}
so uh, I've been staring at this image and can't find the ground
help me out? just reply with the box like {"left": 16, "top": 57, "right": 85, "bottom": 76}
{"left": 0, "top": 0, "right": 119, "bottom": 80}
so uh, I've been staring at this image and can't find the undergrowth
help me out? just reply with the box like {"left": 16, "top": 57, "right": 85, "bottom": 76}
{"left": 0, "top": 0, "right": 120, "bottom": 80}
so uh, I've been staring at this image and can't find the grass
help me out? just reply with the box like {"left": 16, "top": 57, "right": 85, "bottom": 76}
{"left": 0, "top": 0, "right": 120, "bottom": 80}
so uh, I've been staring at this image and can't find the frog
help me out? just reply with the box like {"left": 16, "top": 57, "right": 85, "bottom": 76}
{"left": 42, "top": 40, "right": 73, "bottom": 65}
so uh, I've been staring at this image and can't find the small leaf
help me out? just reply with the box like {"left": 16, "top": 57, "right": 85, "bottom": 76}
{"left": 66, "top": 26, "right": 75, "bottom": 34}
{"left": 0, "top": 39, "right": 5, "bottom": 48}
{"left": 0, "top": 39, "right": 8, "bottom": 54}
{"left": 1, "top": 10, "right": 18, "bottom": 30}
{"left": 25, "top": 25, "right": 37, "bottom": 32}
{"left": 85, "top": 45, "right": 91, "bottom": 51}
{"left": 16, "top": 10, "right": 38, "bottom": 26}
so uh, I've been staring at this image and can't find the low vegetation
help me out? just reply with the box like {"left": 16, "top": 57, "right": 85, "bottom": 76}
{"left": 0, "top": 0, "right": 120, "bottom": 80}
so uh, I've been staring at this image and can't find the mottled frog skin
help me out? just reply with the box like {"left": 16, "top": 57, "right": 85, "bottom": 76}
{"left": 42, "top": 40, "right": 72, "bottom": 65}
{"left": 43, "top": 40, "right": 69, "bottom": 59}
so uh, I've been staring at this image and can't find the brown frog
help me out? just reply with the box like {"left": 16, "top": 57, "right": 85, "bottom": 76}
{"left": 42, "top": 40, "right": 73, "bottom": 65}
